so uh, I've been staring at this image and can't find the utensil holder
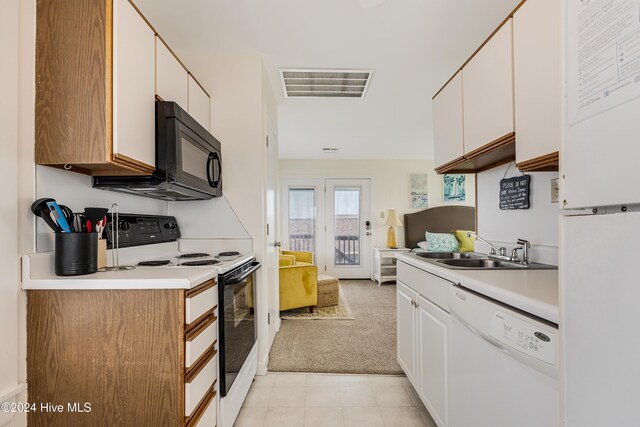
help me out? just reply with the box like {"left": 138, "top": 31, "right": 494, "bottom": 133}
{"left": 55, "top": 232, "right": 98, "bottom": 276}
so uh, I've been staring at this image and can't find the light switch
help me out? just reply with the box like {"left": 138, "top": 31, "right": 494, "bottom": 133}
{"left": 380, "top": 211, "right": 385, "bottom": 219}
{"left": 551, "top": 178, "right": 559, "bottom": 203}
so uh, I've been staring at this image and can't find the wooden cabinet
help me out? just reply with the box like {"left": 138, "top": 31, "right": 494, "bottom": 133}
{"left": 463, "top": 19, "right": 515, "bottom": 155}
{"left": 27, "top": 279, "right": 219, "bottom": 426}
{"left": 397, "top": 281, "right": 417, "bottom": 385}
{"left": 156, "top": 36, "right": 189, "bottom": 111}
{"left": 35, "top": 0, "right": 156, "bottom": 176}
{"left": 373, "top": 248, "right": 410, "bottom": 285}
{"left": 417, "top": 294, "right": 450, "bottom": 427}
{"left": 513, "top": 0, "right": 561, "bottom": 171}
{"left": 433, "top": 72, "right": 465, "bottom": 170}
{"left": 397, "top": 261, "right": 453, "bottom": 427}
{"left": 113, "top": 0, "right": 156, "bottom": 170}
{"left": 189, "top": 75, "right": 211, "bottom": 131}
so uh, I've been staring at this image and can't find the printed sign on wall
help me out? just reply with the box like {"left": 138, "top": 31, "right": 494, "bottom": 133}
{"left": 499, "top": 175, "right": 531, "bottom": 210}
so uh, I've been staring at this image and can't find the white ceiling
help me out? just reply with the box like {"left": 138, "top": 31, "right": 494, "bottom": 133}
{"left": 135, "top": 0, "right": 521, "bottom": 159}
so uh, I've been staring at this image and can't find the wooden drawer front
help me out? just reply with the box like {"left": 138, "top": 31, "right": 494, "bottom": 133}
{"left": 185, "top": 315, "right": 217, "bottom": 369}
{"left": 186, "top": 386, "right": 216, "bottom": 427}
{"left": 185, "top": 346, "right": 217, "bottom": 416}
{"left": 397, "top": 261, "right": 452, "bottom": 312}
{"left": 185, "top": 280, "right": 217, "bottom": 326}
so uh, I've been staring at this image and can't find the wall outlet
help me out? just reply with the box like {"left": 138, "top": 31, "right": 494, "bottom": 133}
{"left": 551, "top": 178, "right": 560, "bottom": 203}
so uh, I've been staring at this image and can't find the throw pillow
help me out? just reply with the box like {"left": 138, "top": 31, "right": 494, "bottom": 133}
{"left": 453, "top": 230, "right": 476, "bottom": 252}
{"left": 425, "top": 231, "right": 460, "bottom": 252}
{"left": 417, "top": 241, "right": 428, "bottom": 250}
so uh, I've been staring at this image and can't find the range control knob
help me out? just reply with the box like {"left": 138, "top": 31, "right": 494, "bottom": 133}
{"left": 119, "top": 221, "right": 130, "bottom": 231}
{"left": 164, "top": 222, "right": 177, "bottom": 229}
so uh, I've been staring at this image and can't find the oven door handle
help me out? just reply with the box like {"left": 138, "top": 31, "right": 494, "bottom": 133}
{"left": 225, "top": 262, "right": 261, "bottom": 285}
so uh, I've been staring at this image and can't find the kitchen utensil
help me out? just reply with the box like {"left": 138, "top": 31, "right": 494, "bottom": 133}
{"left": 46, "top": 201, "right": 72, "bottom": 233}
{"left": 84, "top": 207, "right": 109, "bottom": 234}
{"left": 105, "top": 204, "right": 135, "bottom": 271}
{"left": 30, "top": 198, "right": 60, "bottom": 232}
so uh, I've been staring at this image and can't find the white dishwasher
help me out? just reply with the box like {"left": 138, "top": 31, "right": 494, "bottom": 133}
{"left": 449, "top": 285, "right": 559, "bottom": 427}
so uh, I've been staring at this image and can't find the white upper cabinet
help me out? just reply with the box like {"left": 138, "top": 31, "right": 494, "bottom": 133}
{"left": 112, "top": 0, "right": 156, "bottom": 168}
{"left": 188, "top": 76, "right": 211, "bottom": 131}
{"left": 433, "top": 72, "right": 464, "bottom": 168}
{"left": 155, "top": 37, "right": 189, "bottom": 110}
{"left": 462, "top": 19, "right": 515, "bottom": 154}
{"left": 513, "top": 0, "right": 561, "bottom": 167}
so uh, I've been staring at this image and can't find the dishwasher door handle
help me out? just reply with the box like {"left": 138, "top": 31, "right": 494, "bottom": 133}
{"left": 451, "top": 311, "right": 510, "bottom": 354}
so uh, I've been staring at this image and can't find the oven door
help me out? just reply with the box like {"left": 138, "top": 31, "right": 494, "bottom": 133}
{"left": 174, "top": 122, "right": 222, "bottom": 197}
{"left": 219, "top": 261, "right": 260, "bottom": 396}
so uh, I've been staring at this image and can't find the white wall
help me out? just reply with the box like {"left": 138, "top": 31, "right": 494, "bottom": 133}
{"left": 477, "top": 163, "right": 560, "bottom": 264}
{"left": 2, "top": 0, "right": 27, "bottom": 424}
{"left": 279, "top": 158, "right": 476, "bottom": 249}
{"left": 175, "top": 51, "right": 277, "bottom": 374}
{"left": 35, "top": 167, "right": 168, "bottom": 251}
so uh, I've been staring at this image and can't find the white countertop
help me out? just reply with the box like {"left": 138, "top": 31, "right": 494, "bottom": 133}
{"left": 21, "top": 242, "right": 256, "bottom": 290}
{"left": 396, "top": 252, "right": 559, "bottom": 324}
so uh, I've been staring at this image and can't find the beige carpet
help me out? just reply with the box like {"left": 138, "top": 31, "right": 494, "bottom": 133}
{"left": 268, "top": 280, "right": 402, "bottom": 374}
{"left": 280, "top": 285, "right": 354, "bottom": 320}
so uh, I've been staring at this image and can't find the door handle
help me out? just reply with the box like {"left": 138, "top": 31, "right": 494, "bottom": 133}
{"left": 274, "top": 242, "right": 281, "bottom": 247}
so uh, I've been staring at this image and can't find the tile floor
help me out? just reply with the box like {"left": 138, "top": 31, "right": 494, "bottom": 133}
{"left": 234, "top": 372, "right": 438, "bottom": 427}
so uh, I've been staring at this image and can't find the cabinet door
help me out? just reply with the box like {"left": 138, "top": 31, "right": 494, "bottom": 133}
{"left": 155, "top": 37, "right": 189, "bottom": 110}
{"left": 397, "top": 281, "right": 417, "bottom": 384}
{"left": 112, "top": 0, "right": 156, "bottom": 169}
{"left": 188, "top": 75, "right": 210, "bottom": 130}
{"left": 433, "top": 72, "right": 464, "bottom": 168}
{"left": 513, "top": 0, "right": 561, "bottom": 165}
{"left": 463, "top": 19, "right": 514, "bottom": 154}
{"left": 417, "top": 294, "right": 449, "bottom": 427}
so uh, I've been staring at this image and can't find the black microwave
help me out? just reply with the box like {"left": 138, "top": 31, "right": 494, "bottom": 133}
{"left": 93, "top": 101, "right": 222, "bottom": 201}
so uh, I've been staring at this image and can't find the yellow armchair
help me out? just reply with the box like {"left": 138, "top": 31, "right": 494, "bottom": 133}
{"left": 281, "top": 250, "right": 314, "bottom": 265}
{"left": 279, "top": 250, "right": 317, "bottom": 312}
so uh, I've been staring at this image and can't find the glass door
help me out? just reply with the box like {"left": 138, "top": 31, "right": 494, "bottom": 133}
{"left": 324, "top": 179, "right": 371, "bottom": 278}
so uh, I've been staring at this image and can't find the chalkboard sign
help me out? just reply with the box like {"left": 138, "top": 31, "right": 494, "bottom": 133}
{"left": 499, "top": 175, "right": 531, "bottom": 210}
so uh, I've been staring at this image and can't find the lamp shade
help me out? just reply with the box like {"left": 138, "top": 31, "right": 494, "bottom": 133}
{"left": 385, "top": 209, "right": 402, "bottom": 227}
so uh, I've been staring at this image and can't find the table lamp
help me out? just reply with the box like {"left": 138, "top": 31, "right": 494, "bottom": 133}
{"left": 385, "top": 209, "right": 402, "bottom": 249}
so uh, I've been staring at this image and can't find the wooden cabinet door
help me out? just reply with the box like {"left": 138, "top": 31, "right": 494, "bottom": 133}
{"left": 113, "top": 0, "right": 156, "bottom": 169}
{"left": 463, "top": 19, "right": 514, "bottom": 154}
{"left": 156, "top": 36, "right": 189, "bottom": 110}
{"left": 513, "top": 0, "right": 561, "bottom": 166}
{"left": 397, "top": 281, "right": 417, "bottom": 385}
{"left": 188, "top": 75, "right": 211, "bottom": 130}
{"left": 433, "top": 72, "right": 464, "bottom": 168}
{"left": 417, "top": 294, "right": 449, "bottom": 427}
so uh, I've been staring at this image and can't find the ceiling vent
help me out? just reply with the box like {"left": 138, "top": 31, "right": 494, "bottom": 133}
{"left": 280, "top": 69, "right": 373, "bottom": 99}
{"left": 322, "top": 147, "right": 340, "bottom": 153}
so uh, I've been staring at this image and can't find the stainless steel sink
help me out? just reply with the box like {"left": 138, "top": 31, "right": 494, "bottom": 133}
{"left": 435, "top": 258, "right": 557, "bottom": 270}
{"left": 415, "top": 252, "right": 479, "bottom": 260}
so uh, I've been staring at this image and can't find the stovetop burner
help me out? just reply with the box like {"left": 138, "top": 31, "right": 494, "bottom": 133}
{"left": 218, "top": 251, "right": 240, "bottom": 257}
{"left": 177, "top": 252, "right": 211, "bottom": 259}
{"left": 180, "top": 259, "right": 222, "bottom": 267}
{"left": 138, "top": 260, "right": 172, "bottom": 267}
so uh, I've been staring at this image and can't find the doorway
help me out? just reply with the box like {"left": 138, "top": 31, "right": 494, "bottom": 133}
{"left": 324, "top": 179, "right": 371, "bottom": 278}
{"left": 284, "top": 177, "right": 372, "bottom": 279}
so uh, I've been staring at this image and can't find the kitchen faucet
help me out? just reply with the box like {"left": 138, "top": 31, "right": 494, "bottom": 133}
{"left": 467, "top": 232, "right": 531, "bottom": 264}
{"left": 466, "top": 232, "right": 506, "bottom": 257}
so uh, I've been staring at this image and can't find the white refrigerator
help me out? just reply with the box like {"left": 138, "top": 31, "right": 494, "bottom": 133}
{"left": 562, "top": 0, "right": 640, "bottom": 425}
